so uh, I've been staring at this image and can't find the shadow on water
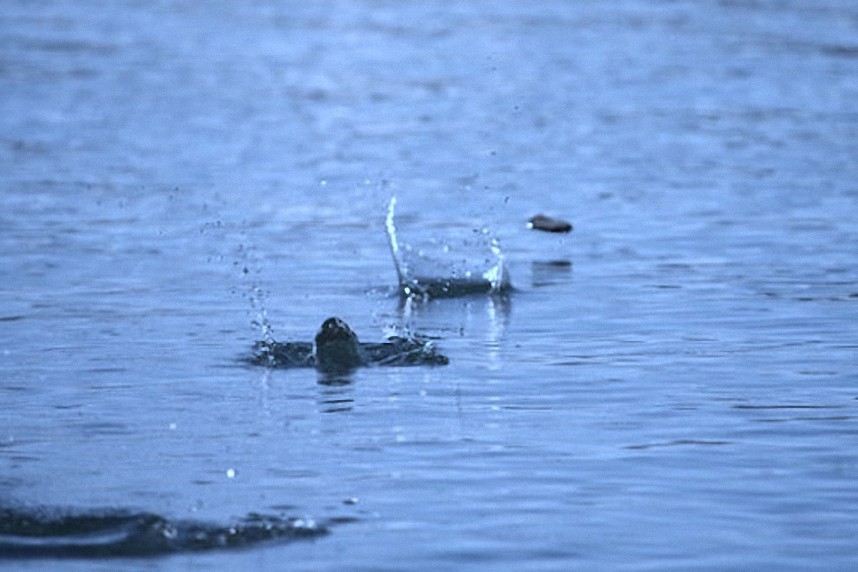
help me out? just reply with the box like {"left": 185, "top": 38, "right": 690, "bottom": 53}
{"left": 0, "top": 506, "right": 352, "bottom": 559}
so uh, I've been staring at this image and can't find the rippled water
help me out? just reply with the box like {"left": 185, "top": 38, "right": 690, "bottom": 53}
{"left": 2, "top": 0, "right": 858, "bottom": 569}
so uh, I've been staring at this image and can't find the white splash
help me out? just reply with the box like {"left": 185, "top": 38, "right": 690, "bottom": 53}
{"left": 483, "top": 237, "right": 510, "bottom": 292}
{"left": 385, "top": 196, "right": 511, "bottom": 298}
{"left": 385, "top": 196, "right": 406, "bottom": 286}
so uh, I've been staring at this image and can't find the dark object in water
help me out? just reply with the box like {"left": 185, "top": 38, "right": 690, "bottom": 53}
{"left": 314, "top": 316, "right": 364, "bottom": 372}
{"left": 528, "top": 214, "right": 572, "bottom": 233}
{"left": 251, "top": 317, "right": 449, "bottom": 371}
{"left": 0, "top": 507, "right": 332, "bottom": 558}
{"left": 398, "top": 275, "right": 508, "bottom": 299}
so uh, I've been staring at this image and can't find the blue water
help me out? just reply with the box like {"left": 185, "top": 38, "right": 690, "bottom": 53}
{"left": 2, "top": 0, "right": 858, "bottom": 569}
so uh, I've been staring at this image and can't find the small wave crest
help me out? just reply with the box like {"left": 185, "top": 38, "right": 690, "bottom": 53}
{"left": 0, "top": 507, "right": 333, "bottom": 558}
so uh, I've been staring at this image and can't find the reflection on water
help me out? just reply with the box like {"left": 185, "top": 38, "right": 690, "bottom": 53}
{"left": 398, "top": 289, "right": 511, "bottom": 344}
{"left": 317, "top": 384, "right": 355, "bottom": 413}
{"left": 317, "top": 373, "right": 355, "bottom": 390}
{"left": 530, "top": 259, "right": 573, "bottom": 288}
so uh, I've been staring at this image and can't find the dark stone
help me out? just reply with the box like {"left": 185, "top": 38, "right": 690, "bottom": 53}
{"left": 314, "top": 317, "right": 365, "bottom": 373}
{"left": 528, "top": 214, "right": 572, "bottom": 233}
{"left": 250, "top": 317, "right": 448, "bottom": 370}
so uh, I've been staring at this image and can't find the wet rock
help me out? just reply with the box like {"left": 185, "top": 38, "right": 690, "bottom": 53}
{"left": 250, "top": 317, "right": 449, "bottom": 370}
{"left": 528, "top": 214, "right": 572, "bottom": 233}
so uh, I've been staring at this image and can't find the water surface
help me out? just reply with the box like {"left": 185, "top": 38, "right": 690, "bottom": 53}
{"left": 2, "top": 0, "right": 858, "bottom": 569}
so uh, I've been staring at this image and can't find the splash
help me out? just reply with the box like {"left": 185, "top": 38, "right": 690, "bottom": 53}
{"left": 249, "top": 316, "right": 449, "bottom": 370}
{"left": 385, "top": 197, "right": 511, "bottom": 299}
{"left": 235, "top": 241, "right": 275, "bottom": 346}
{"left": 385, "top": 196, "right": 407, "bottom": 287}
{"left": 202, "top": 219, "right": 275, "bottom": 347}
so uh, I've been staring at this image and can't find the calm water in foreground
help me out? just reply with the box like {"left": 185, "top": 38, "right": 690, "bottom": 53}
{"left": 2, "top": 1, "right": 858, "bottom": 569}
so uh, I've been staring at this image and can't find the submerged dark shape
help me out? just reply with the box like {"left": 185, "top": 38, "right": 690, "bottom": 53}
{"left": 0, "top": 507, "right": 333, "bottom": 558}
{"left": 398, "top": 275, "right": 509, "bottom": 299}
{"left": 251, "top": 317, "right": 449, "bottom": 370}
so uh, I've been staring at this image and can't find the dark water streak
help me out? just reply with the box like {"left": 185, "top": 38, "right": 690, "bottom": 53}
{"left": 0, "top": 507, "right": 335, "bottom": 559}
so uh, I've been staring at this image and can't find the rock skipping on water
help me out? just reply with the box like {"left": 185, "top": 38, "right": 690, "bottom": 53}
{"left": 251, "top": 317, "right": 449, "bottom": 372}
{"left": 528, "top": 214, "right": 573, "bottom": 233}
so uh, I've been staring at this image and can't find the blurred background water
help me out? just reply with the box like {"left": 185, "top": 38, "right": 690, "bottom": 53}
{"left": 1, "top": 0, "right": 857, "bottom": 569}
